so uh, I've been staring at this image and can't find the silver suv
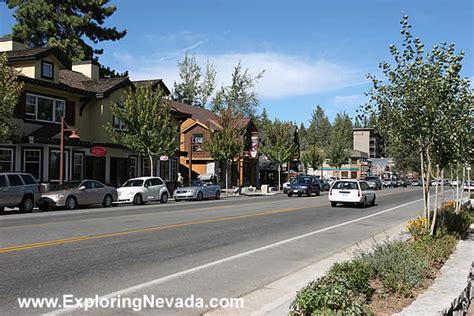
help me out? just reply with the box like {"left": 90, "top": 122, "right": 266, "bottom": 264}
{"left": 0, "top": 172, "right": 41, "bottom": 214}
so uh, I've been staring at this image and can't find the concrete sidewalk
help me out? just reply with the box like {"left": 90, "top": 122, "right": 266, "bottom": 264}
{"left": 206, "top": 222, "right": 474, "bottom": 316}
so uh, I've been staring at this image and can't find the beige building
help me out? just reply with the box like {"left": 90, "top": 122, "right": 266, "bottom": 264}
{"left": 308, "top": 150, "right": 370, "bottom": 179}
{"left": 353, "top": 127, "right": 384, "bottom": 159}
{"left": 0, "top": 36, "right": 188, "bottom": 188}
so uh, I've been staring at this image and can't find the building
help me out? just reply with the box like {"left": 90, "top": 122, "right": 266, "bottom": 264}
{"left": 171, "top": 101, "right": 259, "bottom": 187}
{"left": 0, "top": 36, "right": 189, "bottom": 189}
{"left": 353, "top": 127, "right": 385, "bottom": 159}
{"left": 311, "top": 150, "right": 370, "bottom": 179}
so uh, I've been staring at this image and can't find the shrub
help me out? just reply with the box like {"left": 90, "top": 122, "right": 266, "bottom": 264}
{"left": 436, "top": 202, "right": 470, "bottom": 237}
{"left": 407, "top": 217, "right": 429, "bottom": 240}
{"left": 360, "top": 240, "right": 430, "bottom": 296}
{"left": 327, "top": 259, "right": 374, "bottom": 300}
{"left": 289, "top": 275, "right": 368, "bottom": 315}
{"left": 410, "top": 235, "right": 457, "bottom": 268}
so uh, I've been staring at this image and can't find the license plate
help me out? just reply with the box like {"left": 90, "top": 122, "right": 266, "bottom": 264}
{"left": 293, "top": 190, "right": 298, "bottom": 193}
{"left": 341, "top": 193, "right": 348, "bottom": 196}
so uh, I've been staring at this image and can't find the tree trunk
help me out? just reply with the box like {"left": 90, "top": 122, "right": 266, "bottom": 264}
{"left": 277, "top": 164, "right": 281, "bottom": 191}
{"left": 149, "top": 155, "right": 154, "bottom": 177}
{"left": 430, "top": 165, "right": 440, "bottom": 236}
{"left": 455, "top": 163, "right": 460, "bottom": 211}
{"left": 420, "top": 150, "right": 427, "bottom": 221}
{"left": 225, "top": 161, "right": 229, "bottom": 193}
{"left": 458, "top": 165, "right": 465, "bottom": 213}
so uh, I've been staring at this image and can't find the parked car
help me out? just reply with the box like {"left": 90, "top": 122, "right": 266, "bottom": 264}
{"left": 410, "top": 178, "right": 422, "bottom": 186}
{"left": 174, "top": 180, "right": 221, "bottom": 201}
{"left": 450, "top": 179, "right": 461, "bottom": 187}
{"left": 283, "top": 177, "right": 296, "bottom": 194}
{"left": 396, "top": 178, "right": 409, "bottom": 188}
{"left": 382, "top": 178, "right": 396, "bottom": 188}
{"left": 363, "top": 176, "right": 382, "bottom": 190}
{"left": 329, "top": 179, "right": 376, "bottom": 208}
{"left": 464, "top": 180, "right": 474, "bottom": 191}
{"left": 0, "top": 172, "right": 41, "bottom": 214}
{"left": 287, "top": 176, "right": 321, "bottom": 197}
{"left": 327, "top": 177, "right": 338, "bottom": 187}
{"left": 38, "top": 180, "right": 117, "bottom": 211}
{"left": 116, "top": 177, "right": 169, "bottom": 205}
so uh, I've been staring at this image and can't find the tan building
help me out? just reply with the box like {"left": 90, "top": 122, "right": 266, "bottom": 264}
{"left": 353, "top": 127, "right": 385, "bottom": 159}
{"left": 309, "top": 150, "right": 370, "bottom": 179}
{"left": 1, "top": 36, "right": 188, "bottom": 188}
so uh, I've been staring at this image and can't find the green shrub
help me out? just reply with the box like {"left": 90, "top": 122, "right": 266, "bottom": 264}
{"left": 410, "top": 235, "right": 457, "bottom": 268}
{"left": 289, "top": 274, "right": 368, "bottom": 315}
{"left": 436, "top": 207, "right": 470, "bottom": 237}
{"left": 327, "top": 259, "right": 374, "bottom": 300}
{"left": 360, "top": 240, "right": 430, "bottom": 296}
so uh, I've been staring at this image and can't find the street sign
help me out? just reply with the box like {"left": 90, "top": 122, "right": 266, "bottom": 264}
{"left": 90, "top": 146, "right": 107, "bottom": 157}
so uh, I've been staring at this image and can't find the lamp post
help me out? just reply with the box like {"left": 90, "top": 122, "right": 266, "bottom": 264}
{"left": 60, "top": 116, "right": 80, "bottom": 185}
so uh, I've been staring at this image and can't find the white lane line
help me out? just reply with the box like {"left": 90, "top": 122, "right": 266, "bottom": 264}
{"left": 45, "top": 197, "right": 423, "bottom": 315}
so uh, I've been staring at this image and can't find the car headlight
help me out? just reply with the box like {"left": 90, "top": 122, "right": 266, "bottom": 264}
{"left": 188, "top": 189, "right": 195, "bottom": 193}
{"left": 51, "top": 194, "right": 65, "bottom": 201}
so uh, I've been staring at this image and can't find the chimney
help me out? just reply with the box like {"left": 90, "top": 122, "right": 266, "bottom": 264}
{"left": 72, "top": 60, "right": 100, "bottom": 80}
{"left": 0, "top": 35, "right": 26, "bottom": 52}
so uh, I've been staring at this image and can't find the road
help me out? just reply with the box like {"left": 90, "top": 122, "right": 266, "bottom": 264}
{"left": 0, "top": 187, "right": 428, "bottom": 315}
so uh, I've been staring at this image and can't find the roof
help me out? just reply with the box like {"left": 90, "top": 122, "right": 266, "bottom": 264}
{"left": 170, "top": 100, "right": 218, "bottom": 126}
{"left": 59, "top": 69, "right": 131, "bottom": 97}
{"left": 133, "top": 79, "right": 171, "bottom": 96}
{"left": 6, "top": 46, "right": 72, "bottom": 68}
{"left": 351, "top": 149, "right": 369, "bottom": 158}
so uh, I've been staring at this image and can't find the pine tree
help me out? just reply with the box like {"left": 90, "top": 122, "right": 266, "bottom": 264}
{"left": 306, "top": 105, "right": 332, "bottom": 149}
{"left": 106, "top": 86, "right": 179, "bottom": 177}
{"left": 0, "top": 53, "right": 23, "bottom": 142}
{"left": 331, "top": 112, "right": 353, "bottom": 150}
{"left": 5, "top": 0, "right": 127, "bottom": 62}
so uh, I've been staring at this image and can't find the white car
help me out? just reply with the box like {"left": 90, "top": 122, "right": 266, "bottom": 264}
{"left": 464, "top": 180, "right": 474, "bottom": 191}
{"left": 450, "top": 180, "right": 461, "bottom": 187}
{"left": 329, "top": 179, "right": 376, "bottom": 208}
{"left": 116, "top": 177, "right": 170, "bottom": 205}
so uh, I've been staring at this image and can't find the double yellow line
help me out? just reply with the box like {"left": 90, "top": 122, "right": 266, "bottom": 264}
{"left": 0, "top": 204, "right": 319, "bottom": 254}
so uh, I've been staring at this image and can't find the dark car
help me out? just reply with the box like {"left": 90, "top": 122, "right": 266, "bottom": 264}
{"left": 287, "top": 176, "right": 321, "bottom": 197}
{"left": 320, "top": 180, "right": 330, "bottom": 191}
{"left": 363, "top": 176, "right": 383, "bottom": 190}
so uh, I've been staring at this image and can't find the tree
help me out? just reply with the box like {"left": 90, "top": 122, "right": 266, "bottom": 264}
{"left": 106, "top": 86, "right": 178, "bottom": 177}
{"left": 326, "top": 141, "right": 350, "bottom": 179}
{"left": 203, "top": 106, "right": 244, "bottom": 191}
{"left": 361, "top": 16, "right": 472, "bottom": 233}
{"left": 211, "top": 61, "right": 264, "bottom": 117}
{"left": 331, "top": 112, "right": 353, "bottom": 150}
{"left": 298, "top": 123, "right": 308, "bottom": 152}
{"left": 306, "top": 105, "right": 332, "bottom": 149}
{"left": 301, "top": 145, "right": 325, "bottom": 176}
{"left": 0, "top": 53, "right": 23, "bottom": 142}
{"left": 5, "top": 0, "right": 127, "bottom": 62}
{"left": 259, "top": 119, "right": 298, "bottom": 191}
{"left": 173, "top": 53, "right": 216, "bottom": 108}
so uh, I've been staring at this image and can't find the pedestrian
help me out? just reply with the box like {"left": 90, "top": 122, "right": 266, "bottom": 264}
{"left": 177, "top": 173, "right": 184, "bottom": 187}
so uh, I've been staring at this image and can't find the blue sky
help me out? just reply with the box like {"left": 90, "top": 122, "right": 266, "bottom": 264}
{"left": 1, "top": 0, "right": 473, "bottom": 125}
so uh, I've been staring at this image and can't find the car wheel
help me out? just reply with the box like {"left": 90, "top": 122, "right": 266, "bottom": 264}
{"left": 133, "top": 194, "right": 143, "bottom": 205}
{"left": 215, "top": 191, "right": 221, "bottom": 200}
{"left": 65, "top": 196, "right": 77, "bottom": 210}
{"left": 19, "top": 196, "right": 34, "bottom": 213}
{"left": 306, "top": 190, "right": 311, "bottom": 197}
{"left": 287, "top": 193, "right": 292, "bottom": 197}
{"left": 0, "top": 207, "right": 5, "bottom": 214}
{"left": 102, "top": 194, "right": 113, "bottom": 208}
{"left": 297, "top": 193, "right": 302, "bottom": 197}
{"left": 160, "top": 192, "right": 168, "bottom": 204}
{"left": 361, "top": 198, "right": 367, "bottom": 208}
{"left": 371, "top": 196, "right": 376, "bottom": 206}
{"left": 331, "top": 202, "right": 337, "bottom": 207}
{"left": 196, "top": 192, "right": 203, "bottom": 201}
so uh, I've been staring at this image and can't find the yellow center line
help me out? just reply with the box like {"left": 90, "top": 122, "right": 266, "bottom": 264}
{"left": 0, "top": 204, "right": 321, "bottom": 254}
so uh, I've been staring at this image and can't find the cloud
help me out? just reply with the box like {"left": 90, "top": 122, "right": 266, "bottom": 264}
{"left": 158, "top": 40, "right": 207, "bottom": 62}
{"left": 117, "top": 51, "right": 367, "bottom": 99}
{"left": 332, "top": 94, "right": 367, "bottom": 107}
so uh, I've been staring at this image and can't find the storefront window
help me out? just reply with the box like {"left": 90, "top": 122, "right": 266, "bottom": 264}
{"left": 129, "top": 157, "right": 137, "bottom": 178}
{"left": 49, "top": 150, "right": 69, "bottom": 181}
{"left": 143, "top": 157, "right": 151, "bottom": 176}
{"left": 72, "top": 153, "right": 84, "bottom": 180}
{"left": 0, "top": 148, "right": 13, "bottom": 172}
{"left": 159, "top": 160, "right": 170, "bottom": 181}
{"left": 23, "top": 149, "right": 41, "bottom": 180}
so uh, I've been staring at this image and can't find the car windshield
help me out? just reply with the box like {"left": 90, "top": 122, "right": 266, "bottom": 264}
{"left": 295, "top": 177, "right": 311, "bottom": 184}
{"left": 333, "top": 181, "right": 359, "bottom": 190}
{"left": 122, "top": 179, "right": 144, "bottom": 187}
{"left": 55, "top": 181, "right": 81, "bottom": 190}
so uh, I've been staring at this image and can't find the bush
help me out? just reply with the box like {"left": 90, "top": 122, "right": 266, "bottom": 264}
{"left": 407, "top": 217, "right": 429, "bottom": 240}
{"left": 436, "top": 202, "right": 470, "bottom": 237}
{"left": 410, "top": 235, "right": 457, "bottom": 268}
{"left": 327, "top": 259, "right": 374, "bottom": 300}
{"left": 360, "top": 240, "right": 430, "bottom": 296}
{"left": 290, "top": 275, "right": 368, "bottom": 315}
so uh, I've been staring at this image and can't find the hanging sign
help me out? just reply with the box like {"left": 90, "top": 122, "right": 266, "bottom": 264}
{"left": 91, "top": 146, "right": 107, "bottom": 157}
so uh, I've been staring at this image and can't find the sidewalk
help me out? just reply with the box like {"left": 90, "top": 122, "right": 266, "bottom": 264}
{"left": 206, "top": 222, "right": 474, "bottom": 316}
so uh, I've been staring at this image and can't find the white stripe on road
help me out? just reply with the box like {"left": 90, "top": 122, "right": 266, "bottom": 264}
{"left": 45, "top": 197, "right": 423, "bottom": 315}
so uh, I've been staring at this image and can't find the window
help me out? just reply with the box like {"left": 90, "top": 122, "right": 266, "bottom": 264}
{"left": 41, "top": 61, "right": 54, "bottom": 79}
{"left": 159, "top": 160, "right": 170, "bottom": 181}
{"left": 150, "top": 178, "right": 161, "bottom": 186}
{"left": 112, "top": 116, "right": 126, "bottom": 130}
{"left": 129, "top": 157, "right": 137, "bottom": 178}
{"left": 0, "top": 148, "right": 13, "bottom": 172}
{"left": 0, "top": 175, "right": 6, "bottom": 187}
{"left": 72, "top": 153, "right": 84, "bottom": 181}
{"left": 25, "top": 93, "right": 66, "bottom": 123}
{"left": 49, "top": 150, "right": 69, "bottom": 182}
{"left": 20, "top": 174, "right": 36, "bottom": 185}
{"left": 143, "top": 157, "right": 151, "bottom": 176}
{"left": 23, "top": 149, "right": 41, "bottom": 180}
{"left": 192, "top": 134, "right": 204, "bottom": 152}
{"left": 360, "top": 182, "right": 370, "bottom": 190}
{"left": 8, "top": 174, "right": 23, "bottom": 186}
{"left": 93, "top": 181, "right": 104, "bottom": 189}
{"left": 83, "top": 181, "right": 93, "bottom": 189}
{"left": 144, "top": 179, "right": 152, "bottom": 187}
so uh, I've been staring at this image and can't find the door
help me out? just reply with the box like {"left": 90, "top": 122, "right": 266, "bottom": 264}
{"left": 7, "top": 174, "right": 25, "bottom": 205}
{"left": 86, "top": 156, "right": 106, "bottom": 184}
{"left": 76, "top": 180, "right": 94, "bottom": 205}
{"left": 91, "top": 181, "right": 106, "bottom": 204}
{"left": 143, "top": 179, "right": 154, "bottom": 200}
{"left": 0, "top": 175, "right": 13, "bottom": 207}
{"left": 110, "top": 157, "right": 128, "bottom": 187}
{"left": 150, "top": 178, "right": 165, "bottom": 200}
{"left": 360, "top": 182, "right": 373, "bottom": 201}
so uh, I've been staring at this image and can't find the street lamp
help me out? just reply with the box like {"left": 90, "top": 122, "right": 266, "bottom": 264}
{"left": 60, "top": 116, "right": 80, "bottom": 185}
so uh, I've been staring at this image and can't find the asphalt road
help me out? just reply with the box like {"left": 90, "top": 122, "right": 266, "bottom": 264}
{"left": 0, "top": 187, "right": 430, "bottom": 315}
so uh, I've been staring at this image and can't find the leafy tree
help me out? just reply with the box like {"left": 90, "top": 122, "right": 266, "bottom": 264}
{"left": 0, "top": 53, "right": 23, "bottom": 142}
{"left": 203, "top": 106, "right": 244, "bottom": 191}
{"left": 326, "top": 141, "right": 350, "bottom": 179}
{"left": 301, "top": 145, "right": 325, "bottom": 176}
{"left": 211, "top": 61, "right": 264, "bottom": 117}
{"left": 255, "top": 107, "right": 272, "bottom": 144}
{"left": 361, "top": 16, "right": 472, "bottom": 232}
{"left": 306, "top": 105, "right": 332, "bottom": 149}
{"left": 106, "top": 86, "right": 178, "bottom": 177}
{"left": 173, "top": 53, "right": 216, "bottom": 108}
{"left": 5, "top": 0, "right": 126, "bottom": 62}
{"left": 331, "top": 112, "right": 353, "bottom": 150}
{"left": 259, "top": 119, "right": 298, "bottom": 190}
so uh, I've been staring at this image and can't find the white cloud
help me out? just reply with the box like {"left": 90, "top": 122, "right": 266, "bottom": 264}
{"left": 119, "top": 51, "right": 367, "bottom": 99}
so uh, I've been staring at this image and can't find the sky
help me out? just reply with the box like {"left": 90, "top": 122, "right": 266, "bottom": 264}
{"left": 1, "top": 0, "right": 473, "bottom": 125}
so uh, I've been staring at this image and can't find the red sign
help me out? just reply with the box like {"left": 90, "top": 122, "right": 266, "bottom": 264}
{"left": 91, "top": 146, "right": 107, "bottom": 157}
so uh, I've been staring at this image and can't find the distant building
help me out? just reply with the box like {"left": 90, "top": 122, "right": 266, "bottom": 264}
{"left": 353, "top": 128, "right": 385, "bottom": 159}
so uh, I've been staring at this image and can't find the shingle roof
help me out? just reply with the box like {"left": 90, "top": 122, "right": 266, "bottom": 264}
{"left": 59, "top": 69, "right": 131, "bottom": 96}
{"left": 6, "top": 47, "right": 71, "bottom": 68}
{"left": 133, "top": 79, "right": 171, "bottom": 96}
{"left": 170, "top": 100, "right": 218, "bottom": 126}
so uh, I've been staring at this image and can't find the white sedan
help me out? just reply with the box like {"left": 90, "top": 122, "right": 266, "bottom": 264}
{"left": 329, "top": 179, "right": 376, "bottom": 208}
{"left": 116, "top": 177, "right": 170, "bottom": 205}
